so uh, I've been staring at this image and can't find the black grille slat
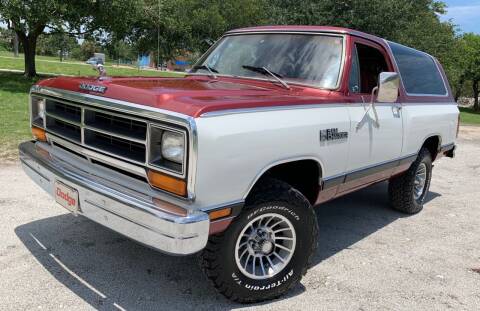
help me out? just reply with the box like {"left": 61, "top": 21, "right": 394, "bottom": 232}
{"left": 84, "top": 129, "right": 146, "bottom": 163}
{"left": 45, "top": 100, "right": 81, "bottom": 123}
{"left": 46, "top": 116, "right": 81, "bottom": 142}
{"left": 84, "top": 110, "right": 147, "bottom": 140}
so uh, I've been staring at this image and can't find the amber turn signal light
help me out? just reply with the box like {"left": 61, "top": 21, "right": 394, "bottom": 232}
{"left": 32, "top": 126, "right": 47, "bottom": 141}
{"left": 209, "top": 208, "right": 232, "bottom": 220}
{"left": 147, "top": 170, "right": 187, "bottom": 196}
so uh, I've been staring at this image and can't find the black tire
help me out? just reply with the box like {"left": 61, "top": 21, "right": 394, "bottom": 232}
{"left": 388, "top": 147, "right": 433, "bottom": 214}
{"left": 200, "top": 178, "right": 318, "bottom": 303}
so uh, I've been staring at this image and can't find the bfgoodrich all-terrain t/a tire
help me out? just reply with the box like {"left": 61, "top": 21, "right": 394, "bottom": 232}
{"left": 200, "top": 178, "right": 318, "bottom": 303}
{"left": 388, "top": 147, "right": 433, "bottom": 214}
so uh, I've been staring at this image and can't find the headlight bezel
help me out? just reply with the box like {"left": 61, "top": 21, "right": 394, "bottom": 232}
{"left": 30, "top": 96, "right": 46, "bottom": 129}
{"left": 147, "top": 123, "right": 188, "bottom": 178}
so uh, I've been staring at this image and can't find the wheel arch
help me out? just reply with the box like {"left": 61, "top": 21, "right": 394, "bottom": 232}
{"left": 420, "top": 134, "right": 442, "bottom": 161}
{"left": 243, "top": 157, "right": 324, "bottom": 205}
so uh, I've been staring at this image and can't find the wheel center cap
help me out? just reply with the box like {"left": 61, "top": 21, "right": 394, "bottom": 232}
{"left": 260, "top": 240, "right": 274, "bottom": 254}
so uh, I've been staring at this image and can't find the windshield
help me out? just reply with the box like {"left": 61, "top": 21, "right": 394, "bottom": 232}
{"left": 191, "top": 33, "right": 344, "bottom": 89}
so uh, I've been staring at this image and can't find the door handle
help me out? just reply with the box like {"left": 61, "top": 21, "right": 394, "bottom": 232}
{"left": 392, "top": 104, "right": 402, "bottom": 117}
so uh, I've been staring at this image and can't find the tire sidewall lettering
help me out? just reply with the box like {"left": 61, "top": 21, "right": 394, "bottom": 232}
{"left": 232, "top": 269, "right": 294, "bottom": 291}
{"left": 246, "top": 205, "right": 300, "bottom": 221}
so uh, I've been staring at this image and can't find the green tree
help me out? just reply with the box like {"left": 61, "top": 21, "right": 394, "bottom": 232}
{"left": 266, "top": 0, "right": 462, "bottom": 97}
{"left": 78, "top": 40, "right": 100, "bottom": 61}
{"left": 461, "top": 33, "right": 480, "bottom": 111}
{"left": 266, "top": 0, "right": 441, "bottom": 39}
{"left": 102, "top": 35, "right": 136, "bottom": 65}
{"left": 0, "top": 27, "right": 13, "bottom": 51}
{"left": 0, "top": 0, "right": 138, "bottom": 77}
{"left": 130, "top": 0, "right": 267, "bottom": 66}
{"left": 36, "top": 32, "right": 78, "bottom": 61}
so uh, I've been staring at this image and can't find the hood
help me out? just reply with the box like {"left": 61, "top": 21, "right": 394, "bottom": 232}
{"left": 36, "top": 75, "right": 345, "bottom": 117}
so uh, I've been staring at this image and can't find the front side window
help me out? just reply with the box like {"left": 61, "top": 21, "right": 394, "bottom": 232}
{"left": 349, "top": 45, "right": 361, "bottom": 93}
{"left": 352, "top": 43, "right": 389, "bottom": 94}
{"left": 191, "top": 34, "right": 344, "bottom": 89}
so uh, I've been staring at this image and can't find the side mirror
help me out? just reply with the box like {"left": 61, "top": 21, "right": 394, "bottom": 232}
{"left": 376, "top": 72, "right": 400, "bottom": 103}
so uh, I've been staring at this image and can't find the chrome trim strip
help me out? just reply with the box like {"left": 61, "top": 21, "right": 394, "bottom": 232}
{"left": 200, "top": 103, "right": 348, "bottom": 117}
{"left": 83, "top": 104, "right": 152, "bottom": 124}
{"left": 48, "top": 133, "right": 147, "bottom": 177}
{"left": 31, "top": 86, "right": 193, "bottom": 125}
{"left": 30, "top": 86, "right": 198, "bottom": 201}
{"left": 84, "top": 125, "right": 146, "bottom": 144}
{"left": 200, "top": 101, "right": 458, "bottom": 118}
{"left": 48, "top": 131, "right": 146, "bottom": 166}
{"left": 226, "top": 29, "right": 350, "bottom": 35}
{"left": 322, "top": 153, "right": 418, "bottom": 189}
{"left": 147, "top": 122, "right": 187, "bottom": 178}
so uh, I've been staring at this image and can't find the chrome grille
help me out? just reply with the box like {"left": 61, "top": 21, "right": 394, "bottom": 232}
{"left": 84, "top": 109, "right": 147, "bottom": 141}
{"left": 84, "top": 129, "right": 146, "bottom": 163}
{"left": 44, "top": 97, "right": 148, "bottom": 165}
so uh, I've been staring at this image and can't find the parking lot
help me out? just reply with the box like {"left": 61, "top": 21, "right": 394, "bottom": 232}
{"left": 1, "top": 126, "right": 479, "bottom": 311}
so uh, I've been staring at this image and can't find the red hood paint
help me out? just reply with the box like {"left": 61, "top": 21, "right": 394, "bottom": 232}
{"left": 37, "top": 75, "right": 349, "bottom": 117}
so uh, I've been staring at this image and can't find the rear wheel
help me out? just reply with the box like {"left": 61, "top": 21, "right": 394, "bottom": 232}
{"left": 388, "top": 147, "right": 433, "bottom": 214}
{"left": 200, "top": 179, "right": 318, "bottom": 303}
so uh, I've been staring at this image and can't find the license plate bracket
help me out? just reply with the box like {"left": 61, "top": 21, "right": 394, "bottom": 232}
{"left": 54, "top": 180, "right": 80, "bottom": 214}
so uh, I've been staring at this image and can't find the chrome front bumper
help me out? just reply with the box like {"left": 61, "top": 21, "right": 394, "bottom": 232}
{"left": 19, "top": 141, "right": 210, "bottom": 255}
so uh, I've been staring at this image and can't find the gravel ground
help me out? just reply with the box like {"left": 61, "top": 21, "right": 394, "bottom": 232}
{"left": 1, "top": 126, "right": 479, "bottom": 311}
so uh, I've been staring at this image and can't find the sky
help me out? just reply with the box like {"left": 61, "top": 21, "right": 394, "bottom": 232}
{"left": 440, "top": 0, "right": 480, "bottom": 34}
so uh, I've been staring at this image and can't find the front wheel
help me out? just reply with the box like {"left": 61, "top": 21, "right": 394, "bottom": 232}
{"left": 200, "top": 179, "right": 318, "bottom": 303}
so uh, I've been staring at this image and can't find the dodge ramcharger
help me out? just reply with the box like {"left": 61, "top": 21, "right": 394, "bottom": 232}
{"left": 19, "top": 26, "right": 458, "bottom": 302}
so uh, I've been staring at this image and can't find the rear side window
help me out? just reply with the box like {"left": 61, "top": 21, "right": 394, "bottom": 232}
{"left": 388, "top": 42, "right": 447, "bottom": 95}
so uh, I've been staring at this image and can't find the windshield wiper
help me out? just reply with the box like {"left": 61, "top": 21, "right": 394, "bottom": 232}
{"left": 192, "top": 65, "right": 218, "bottom": 79}
{"left": 242, "top": 65, "right": 290, "bottom": 89}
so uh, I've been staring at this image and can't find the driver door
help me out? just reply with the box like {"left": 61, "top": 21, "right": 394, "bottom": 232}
{"left": 340, "top": 38, "right": 403, "bottom": 192}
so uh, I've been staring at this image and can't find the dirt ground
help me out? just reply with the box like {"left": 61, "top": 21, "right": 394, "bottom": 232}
{"left": 1, "top": 126, "right": 479, "bottom": 311}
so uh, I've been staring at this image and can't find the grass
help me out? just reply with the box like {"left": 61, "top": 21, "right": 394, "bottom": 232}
{"left": 0, "top": 73, "right": 40, "bottom": 162}
{"left": 459, "top": 107, "right": 480, "bottom": 125}
{"left": 0, "top": 51, "right": 182, "bottom": 77}
{"left": 0, "top": 57, "right": 183, "bottom": 162}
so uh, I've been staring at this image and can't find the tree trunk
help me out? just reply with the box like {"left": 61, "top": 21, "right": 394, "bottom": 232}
{"left": 20, "top": 35, "right": 38, "bottom": 77}
{"left": 454, "top": 76, "right": 464, "bottom": 102}
{"left": 474, "top": 80, "right": 479, "bottom": 112}
{"left": 13, "top": 33, "right": 19, "bottom": 57}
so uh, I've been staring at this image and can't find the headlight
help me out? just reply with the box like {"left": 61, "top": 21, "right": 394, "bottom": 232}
{"left": 161, "top": 131, "right": 185, "bottom": 163}
{"left": 148, "top": 124, "right": 187, "bottom": 176}
{"left": 31, "top": 96, "right": 46, "bottom": 128}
